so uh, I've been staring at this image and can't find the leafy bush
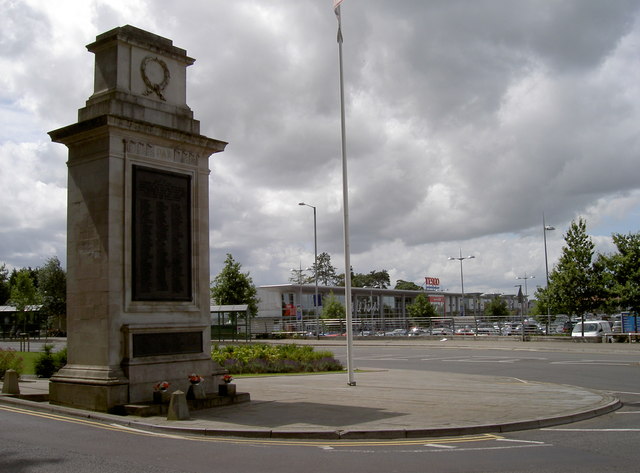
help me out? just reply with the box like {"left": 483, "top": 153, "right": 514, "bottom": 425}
{"left": 0, "top": 348, "right": 24, "bottom": 378}
{"left": 212, "top": 344, "right": 343, "bottom": 374}
{"left": 34, "top": 344, "right": 67, "bottom": 378}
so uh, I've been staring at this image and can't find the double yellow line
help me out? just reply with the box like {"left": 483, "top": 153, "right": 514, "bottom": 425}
{"left": 0, "top": 404, "right": 502, "bottom": 448}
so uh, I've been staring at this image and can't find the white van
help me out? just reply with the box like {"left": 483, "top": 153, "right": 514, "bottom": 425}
{"left": 571, "top": 320, "right": 612, "bottom": 341}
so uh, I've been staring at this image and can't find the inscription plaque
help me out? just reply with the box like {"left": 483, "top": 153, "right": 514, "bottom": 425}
{"left": 132, "top": 166, "right": 192, "bottom": 301}
{"left": 132, "top": 331, "right": 202, "bottom": 357}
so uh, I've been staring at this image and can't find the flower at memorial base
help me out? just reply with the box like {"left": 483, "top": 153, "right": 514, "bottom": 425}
{"left": 223, "top": 374, "right": 233, "bottom": 384}
{"left": 154, "top": 381, "right": 170, "bottom": 391}
{"left": 188, "top": 373, "right": 204, "bottom": 384}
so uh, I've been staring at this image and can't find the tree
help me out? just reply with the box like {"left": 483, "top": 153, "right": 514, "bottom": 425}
{"left": 0, "top": 263, "right": 10, "bottom": 304}
{"left": 321, "top": 291, "right": 345, "bottom": 319}
{"left": 407, "top": 293, "right": 437, "bottom": 320}
{"left": 210, "top": 254, "right": 259, "bottom": 319}
{"left": 352, "top": 270, "right": 390, "bottom": 289}
{"left": 601, "top": 232, "right": 640, "bottom": 315}
{"left": 309, "top": 252, "right": 339, "bottom": 286}
{"left": 9, "top": 269, "right": 40, "bottom": 335}
{"left": 544, "top": 218, "right": 598, "bottom": 317}
{"left": 484, "top": 296, "right": 509, "bottom": 317}
{"left": 394, "top": 280, "right": 423, "bottom": 291}
{"left": 37, "top": 257, "right": 67, "bottom": 334}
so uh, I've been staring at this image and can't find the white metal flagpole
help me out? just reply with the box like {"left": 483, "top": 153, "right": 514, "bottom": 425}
{"left": 334, "top": 0, "right": 355, "bottom": 386}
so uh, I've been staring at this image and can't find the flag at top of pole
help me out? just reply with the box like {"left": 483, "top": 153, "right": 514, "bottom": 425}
{"left": 333, "top": 0, "right": 344, "bottom": 43}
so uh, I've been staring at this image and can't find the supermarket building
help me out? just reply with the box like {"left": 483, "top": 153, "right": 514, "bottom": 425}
{"left": 250, "top": 284, "right": 522, "bottom": 334}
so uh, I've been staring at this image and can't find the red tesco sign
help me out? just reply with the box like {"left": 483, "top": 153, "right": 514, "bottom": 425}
{"left": 425, "top": 277, "right": 440, "bottom": 288}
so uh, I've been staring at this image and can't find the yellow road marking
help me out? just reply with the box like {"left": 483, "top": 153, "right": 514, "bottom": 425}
{"left": 0, "top": 404, "right": 502, "bottom": 447}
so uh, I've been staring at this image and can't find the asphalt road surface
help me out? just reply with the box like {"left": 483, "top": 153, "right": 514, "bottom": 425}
{"left": 1, "top": 340, "right": 638, "bottom": 472}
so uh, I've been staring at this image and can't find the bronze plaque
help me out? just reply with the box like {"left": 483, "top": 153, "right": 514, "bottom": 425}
{"left": 132, "top": 331, "right": 203, "bottom": 357}
{"left": 132, "top": 166, "right": 192, "bottom": 301}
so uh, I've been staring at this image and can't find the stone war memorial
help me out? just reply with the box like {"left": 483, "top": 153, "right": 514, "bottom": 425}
{"left": 48, "top": 25, "right": 228, "bottom": 412}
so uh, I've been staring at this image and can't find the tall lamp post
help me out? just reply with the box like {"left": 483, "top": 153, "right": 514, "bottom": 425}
{"left": 290, "top": 265, "right": 305, "bottom": 332}
{"left": 515, "top": 272, "right": 535, "bottom": 316}
{"left": 448, "top": 249, "right": 475, "bottom": 316}
{"left": 543, "top": 214, "right": 555, "bottom": 333}
{"left": 299, "top": 202, "right": 319, "bottom": 340}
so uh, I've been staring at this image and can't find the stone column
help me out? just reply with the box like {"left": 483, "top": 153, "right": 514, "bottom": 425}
{"left": 49, "top": 26, "right": 227, "bottom": 412}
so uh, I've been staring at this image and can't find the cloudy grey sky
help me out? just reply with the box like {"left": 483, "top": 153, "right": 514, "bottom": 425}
{"left": 2, "top": 0, "right": 639, "bottom": 296}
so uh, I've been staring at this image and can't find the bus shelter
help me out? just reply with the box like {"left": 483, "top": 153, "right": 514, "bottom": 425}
{"left": 210, "top": 304, "right": 250, "bottom": 342}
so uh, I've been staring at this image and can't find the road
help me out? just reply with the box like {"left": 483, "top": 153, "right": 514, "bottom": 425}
{"left": 1, "top": 340, "right": 638, "bottom": 472}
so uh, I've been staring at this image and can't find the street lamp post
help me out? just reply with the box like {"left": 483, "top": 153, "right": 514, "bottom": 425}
{"left": 515, "top": 284, "right": 525, "bottom": 341}
{"left": 515, "top": 272, "right": 535, "bottom": 316}
{"left": 298, "top": 202, "right": 319, "bottom": 340}
{"left": 543, "top": 214, "right": 555, "bottom": 333}
{"left": 290, "top": 265, "right": 304, "bottom": 332}
{"left": 448, "top": 249, "right": 475, "bottom": 316}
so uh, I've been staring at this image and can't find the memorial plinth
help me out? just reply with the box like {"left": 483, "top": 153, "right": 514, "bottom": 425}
{"left": 49, "top": 26, "right": 227, "bottom": 412}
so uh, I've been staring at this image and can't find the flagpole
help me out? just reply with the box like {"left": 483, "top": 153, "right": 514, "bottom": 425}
{"left": 335, "top": 3, "right": 355, "bottom": 386}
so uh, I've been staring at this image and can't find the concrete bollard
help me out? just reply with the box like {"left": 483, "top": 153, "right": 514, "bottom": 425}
{"left": 167, "top": 390, "right": 190, "bottom": 420}
{"left": 2, "top": 369, "right": 20, "bottom": 395}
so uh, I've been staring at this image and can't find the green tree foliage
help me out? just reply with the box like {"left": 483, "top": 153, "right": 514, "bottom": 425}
{"left": 0, "top": 263, "right": 10, "bottom": 304}
{"left": 394, "top": 280, "right": 423, "bottom": 291}
{"left": 210, "top": 254, "right": 259, "bottom": 319}
{"left": 9, "top": 269, "right": 40, "bottom": 334}
{"left": 484, "top": 296, "right": 510, "bottom": 317}
{"left": 321, "top": 291, "right": 345, "bottom": 319}
{"left": 0, "top": 348, "right": 24, "bottom": 377}
{"left": 10, "top": 269, "right": 40, "bottom": 310}
{"left": 37, "top": 257, "right": 66, "bottom": 328}
{"left": 288, "top": 267, "right": 308, "bottom": 284}
{"left": 407, "top": 293, "right": 437, "bottom": 320}
{"left": 351, "top": 270, "right": 391, "bottom": 289}
{"left": 310, "top": 252, "right": 339, "bottom": 286}
{"left": 600, "top": 232, "right": 640, "bottom": 314}
{"left": 542, "top": 218, "right": 598, "bottom": 317}
{"left": 34, "top": 344, "right": 67, "bottom": 378}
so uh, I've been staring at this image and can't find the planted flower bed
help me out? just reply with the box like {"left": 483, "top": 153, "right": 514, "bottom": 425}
{"left": 211, "top": 344, "right": 343, "bottom": 374}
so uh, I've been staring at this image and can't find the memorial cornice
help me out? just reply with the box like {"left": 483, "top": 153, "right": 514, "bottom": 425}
{"left": 49, "top": 114, "right": 227, "bottom": 155}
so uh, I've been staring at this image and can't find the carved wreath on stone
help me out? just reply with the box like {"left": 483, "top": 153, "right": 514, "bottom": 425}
{"left": 140, "top": 56, "right": 170, "bottom": 101}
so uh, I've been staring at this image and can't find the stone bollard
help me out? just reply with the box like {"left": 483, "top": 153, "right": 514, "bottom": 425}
{"left": 2, "top": 369, "right": 20, "bottom": 395}
{"left": 167, "top": 390, "right": 189, "bottom": 421}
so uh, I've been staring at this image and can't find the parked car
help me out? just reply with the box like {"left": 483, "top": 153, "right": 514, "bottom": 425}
{"left": 572, "top": 320, "right": 612, "bottom": 341}
{"left": 431, "top": 328, "right": 452, "bottom": 336}
{"left": 476, "top": 327, "right": 499, "bottom": 336}
{"left": 514, "top": 322, "right": 544, "bottom": 335}
{"left": 408, "top": 328, "right": 427, "bottom": 337}
{"left": 612, "top": 321, "right": 623, "bottom": 333}
{"left": 455, "top": 328, "right": 475, "bottom": 335}
{"left": 384, "top": 328, "right": 408, "bottom": 337}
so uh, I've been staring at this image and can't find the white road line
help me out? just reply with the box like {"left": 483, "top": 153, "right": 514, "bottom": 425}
{"left": 496, "top": 438, "right": 546, "bottom": 444}
{"left": 109, "top": 424, "right": 185, "bottom": 438}
{"left": 424, "top": 443, "right": 457, "bottom": 449}
{"left": 550, "top": 360, "right": 632, "bottom": 366}
{"left": 335, "top": 444, "right": 549, "bottom": 454}
{"left": 541, "top": 428, "right": 640, "bottom": 432}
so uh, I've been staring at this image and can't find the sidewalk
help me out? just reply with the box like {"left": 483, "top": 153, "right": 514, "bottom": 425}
{"left": 1, "top": 365, "right": 620, "bottom": 439}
